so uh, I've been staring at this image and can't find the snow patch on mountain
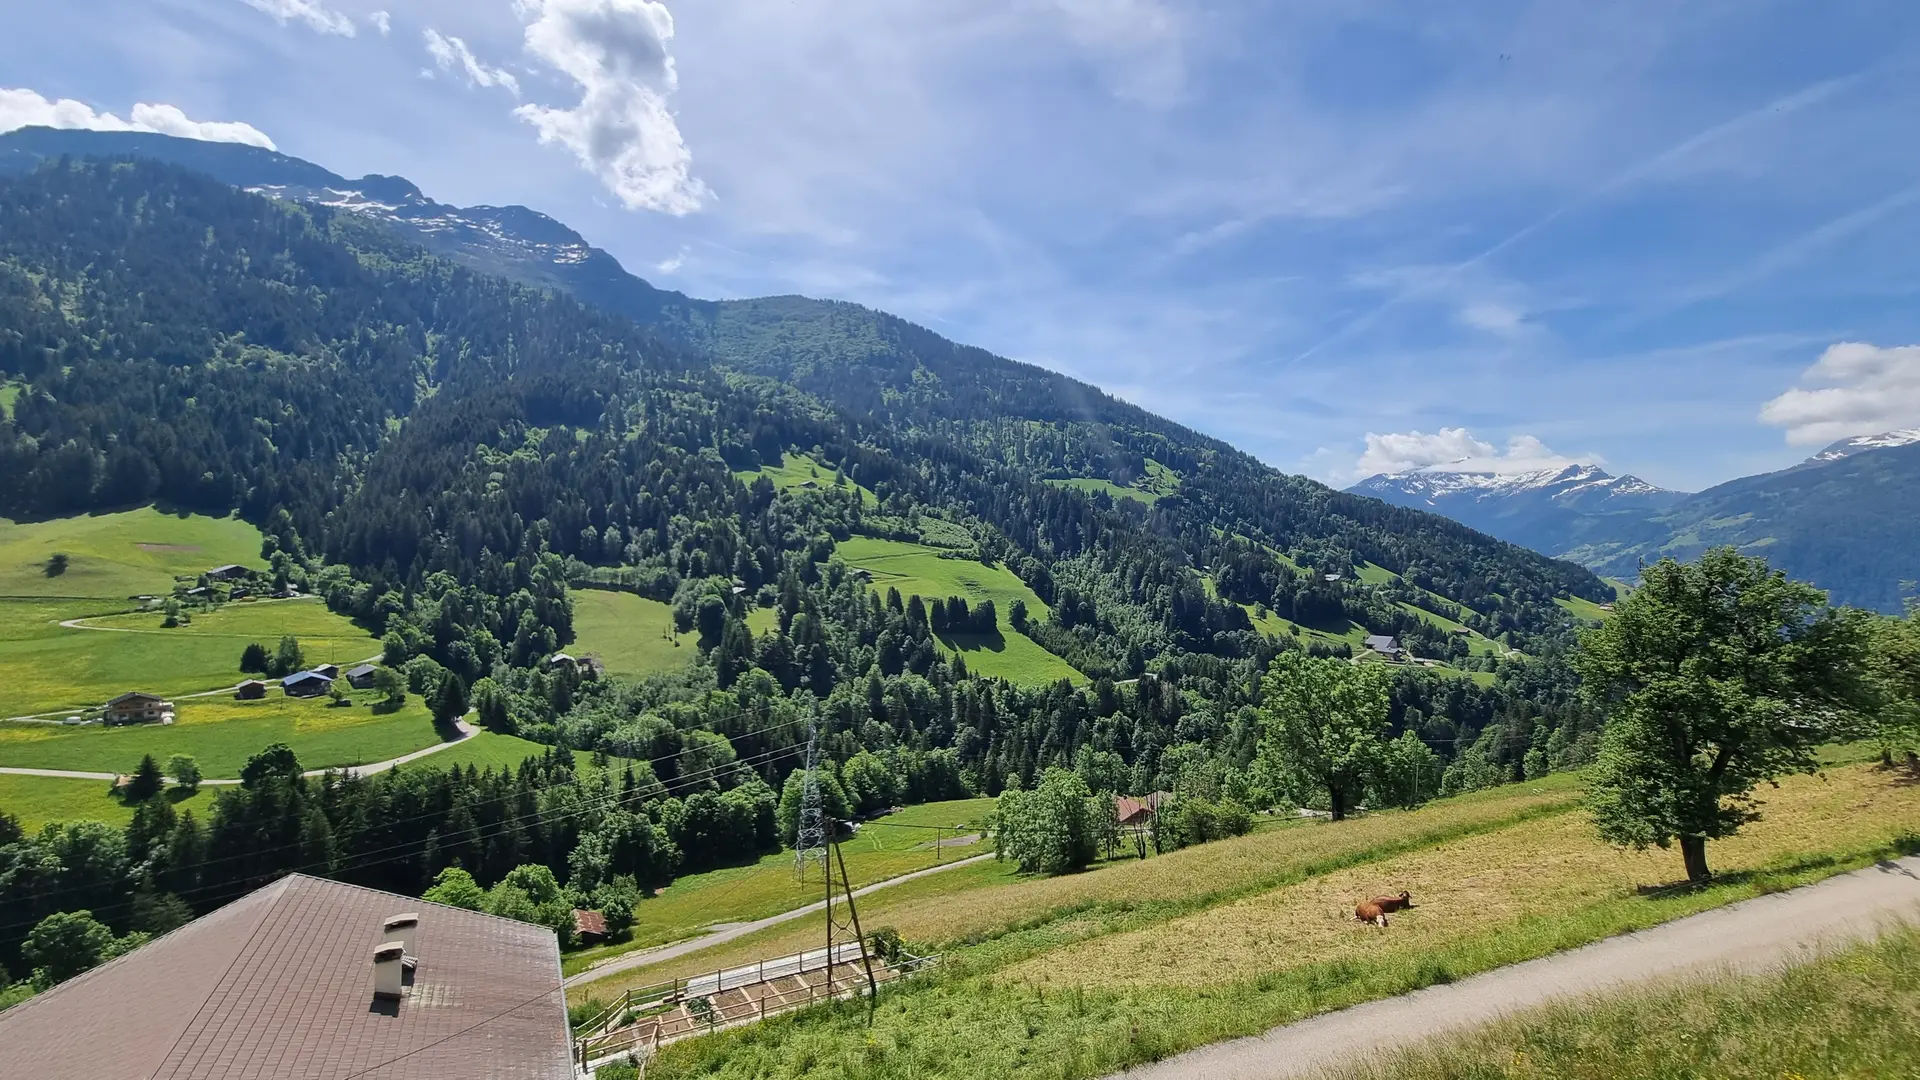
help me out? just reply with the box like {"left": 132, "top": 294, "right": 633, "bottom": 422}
{"left": 1804, "top": 428, "right": 1920, "bottom": 464}
{"left": 246, "top": 181, "right": 601, "bottom": 268}
{"left": 1350, "top": 462, "right": 1676, "bottom": 508}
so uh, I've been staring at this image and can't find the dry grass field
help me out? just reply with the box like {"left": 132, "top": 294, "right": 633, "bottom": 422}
{"left": 646, "top": 763, "right": 1920, "bottom": 1080}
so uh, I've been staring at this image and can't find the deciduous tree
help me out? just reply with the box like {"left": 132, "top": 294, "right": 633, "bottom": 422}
{"left": 1256, "top": 651, "right": 1390, "bottom": 821}
{"left": 1578, "top": 549, "right": 1876, "bottom": 882}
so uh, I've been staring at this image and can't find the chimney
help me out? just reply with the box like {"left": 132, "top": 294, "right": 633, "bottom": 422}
{"left": 373, "top": 941, "right": 407, "bottom": 1000}
{"left": 383, "top": 913, "right": 420, "bottom": 966}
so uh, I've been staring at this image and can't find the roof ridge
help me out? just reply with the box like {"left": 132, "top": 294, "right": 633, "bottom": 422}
{"left": 0, "top": 876, "right": 293, "bottom": 1031}
{"left": 283, "top": 872, "right": 564, "bottom": 932}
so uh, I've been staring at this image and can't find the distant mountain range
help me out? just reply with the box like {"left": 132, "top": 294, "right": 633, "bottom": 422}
{"left": 1350, "top": 433, "right": 1920, "bottom": 612}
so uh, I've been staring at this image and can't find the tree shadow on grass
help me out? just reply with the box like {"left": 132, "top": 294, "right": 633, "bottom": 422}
{"left": 1634, "top": 835, "right": 1920, "bottom": 899}
{"left": 938, "top": 629, "right": 1008, "bottom": 655}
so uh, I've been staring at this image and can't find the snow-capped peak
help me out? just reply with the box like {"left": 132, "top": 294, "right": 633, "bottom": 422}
{"left": 1348, "top": 461, "right": 1682, "bottom": 512}
{"left": 1804, "top": 428, "right": 1920, "bottom": 465}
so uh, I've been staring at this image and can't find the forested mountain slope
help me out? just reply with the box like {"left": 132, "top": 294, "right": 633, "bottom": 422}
{"left": 1558, "top": 442, "right": 1920, "bottom": 612}
{"left": 0, "top": 153, "right": 1619, "bottom": 978}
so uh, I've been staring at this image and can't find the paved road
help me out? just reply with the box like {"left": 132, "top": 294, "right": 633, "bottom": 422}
{"left": 0, "top": 718, "right": 478, "bottom": 786}
{"left": 1113, "top": 855, "right": 1920, "bottom": 1080}
{"left": 567, "top": 851, "right": 996, "bottom": 989}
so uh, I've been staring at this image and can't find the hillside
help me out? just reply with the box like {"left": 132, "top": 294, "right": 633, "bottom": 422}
{"left": 1559, "top": 441, "right": 1920, "bottom": 612}
{"left": 1347, "top": 464, "right": 1685, "bottom": 556}
{"left": 0, "top": 152, "right": 1620, "bottom": 986}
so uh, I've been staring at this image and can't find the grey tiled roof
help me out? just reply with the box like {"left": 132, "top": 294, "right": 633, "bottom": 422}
{"left": 0, "top": 874, "right": 572, "bottom": 1079}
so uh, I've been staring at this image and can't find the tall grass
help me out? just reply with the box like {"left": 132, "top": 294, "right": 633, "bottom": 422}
{"left": 645, "top": 765, "right": 1920, "bottom": 1080}
{"left": 579, "top": 775, "right": 1584, "bottom": 994}
{"left": 1332, "top": 926, "right": 1920, "bottom": 1080}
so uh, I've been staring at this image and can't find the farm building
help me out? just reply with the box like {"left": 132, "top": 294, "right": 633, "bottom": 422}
{"left": 311, "top": 663, "right": 342, "bottom": 680}
{"left": 1363, "top": 634, "right": 1404, "bottom": 659}
{"left": 205, "top": 564, "right": 250, "bottom": 581}
{"left": 547, "top": 651, "right": 577, "bottom": 669}
{"left": 281, "top": 671, "right": 334, "bottom": 697}
{"left": 1114, "top": 791, "right": 1172, "bottom": 828}
{"left": 0, "top": 873, "right": 573, "bottom": 1079}
{"left": 573, "top": 908, "right": 609, "bottom": 946}
{"left": 104, "top": 691, "right": 173, "bottom": 725}
{"left": 346, "top": 663, "right": 380, "bottom": 689}
{"left": 235, "top": 679, "right": 268, "bottom": 700}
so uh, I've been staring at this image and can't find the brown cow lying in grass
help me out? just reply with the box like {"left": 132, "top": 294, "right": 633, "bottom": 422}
{"left": 1355, "top": 891, "right": 1414, "bottom": 928}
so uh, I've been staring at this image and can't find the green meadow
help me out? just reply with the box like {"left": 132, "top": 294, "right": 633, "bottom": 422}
{"left": 0, "top": 597, "right": 380, "bottom": 717}
{"left": 571, "top": 590, "right": 696, "bottom": 678}
{"left": 1045, "top": 459, "right": 1180, "bottom": 508}
{"left": 733, "top": 452, "right": 875, "bottom": 499}
{"left": 0, "top": 772, "right": 210, "bottom": 831}
{"left": 0, "top": 507, "right": 263, "bottom": 599}
{"left": 564, "top": 798, "right": 997, "bottom": 976}
{"left": 834, "top": 537, "right": 1083, "bottom": 686}
{"left": 0, "top": 693, "right": 446, "bottom": 778}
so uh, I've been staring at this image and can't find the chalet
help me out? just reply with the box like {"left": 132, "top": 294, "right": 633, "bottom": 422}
{"left": 1323, "top": 573, "right": 1344, "bottom": 583}
{"left": 849, "top": 567, "right": 874, "bottom": 583}
{"left": 1114, "top": 791, "right": 1172, "bottom": 828}
{"left": 281, "top": 671, "right": 333, "bottom": 697}
{"left": 235, "top": 679, "right": 268, "bottom": 700}
{"left": 1363, "top": 634, "right": 1404, "bottom": 659}
{"left": 0, "top": 874, "right": 574, "bottom": 1079}
{"left": 573, "top": 908, "right": 609, "bottom": 946}
{"left": 1451, "top": 626, "right": 1473, "bottom": 636}
{"left": 547, "top": 651, "right": 578, "bottom": 670}
{"left": 229, "top": 586, "right": 252, "bottom": 599}
{"left": 346, "top": 663, "right": 380, "bottom": 689}
{"left": 312, "top": 663, "right": 342, "bottom": 680}
{"left": 105, "top": 691, "right": 173, "bottom": 726}
{"left": 205, "top": 564, "right": 250, "bottom": 581}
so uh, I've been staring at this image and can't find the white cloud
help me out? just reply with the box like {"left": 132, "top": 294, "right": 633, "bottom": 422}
{"left": 655, "top": 248, "right": 688, "bottom": 274}
{"left": 1458, "top": 301, "right": 1525, "bottom": 335}
{"left": 0, "top": 88, "right": 275, "bottom": 150}
{"left": 425, "top": 29, "right": 521, "bottom": 97}
{"left": 1759, "top": 342, "right": 1920, "bottom": 446}
{"left": 1356, "top": 427, "right": 1586, "bottom": 477}
{"left": 1049, "top": 0, "right": 1185, "bottom": 106}
{"left": 239, "top": 0, "right": 356, "bottom": 37}
{"left": 513, "top": 0, "right": 708, "bottom": 215}
{"left": 369, "top": 11, "right": 391, "bottom": 36}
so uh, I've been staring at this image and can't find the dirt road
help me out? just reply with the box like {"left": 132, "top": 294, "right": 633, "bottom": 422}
{"left": 1113, "top": 854, "right": 1920, "bottom": 1080}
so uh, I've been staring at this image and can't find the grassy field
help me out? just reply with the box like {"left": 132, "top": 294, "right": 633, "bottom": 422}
{"left": 0, "top": 772, "right": 211, "bottom": 831}
{"left": 642, "top": 763, "right": 1920, "bottom": 1080}
{"left": 1337, "top": 927, "right": 1920, "bottom": 1080}
{"left": 565, "top": 799, "right": 996, "bottom": 976}
{"left": 0, "top": 380, "right": 20, "bottom": 420}
{"left": 0, "top": 693, "right": 447, "bottom": 777}
{"left": 0, "top": 508, "right": 262, "bottom": 599}
{"left": 0, "top": 597, "right": 380, "bottom": 717}
{"left": 571, "top": 590, "right": 695, "bottom": 679}
{"left": 733, "top": 452, "right": 874, "bottom": 499}
{"left": 836, "top": 537, "right": 1083, "bottom": 686}
{"left": 1045, "top": 460, "right": 1180, "bottom": 508}
{"left": 1556, "top": 595, "right": 1615, "bottom": 623}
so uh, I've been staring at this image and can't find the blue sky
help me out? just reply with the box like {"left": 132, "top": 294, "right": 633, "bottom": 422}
{"left": 7, "top": 1, "right": 1920, "bottom": 492}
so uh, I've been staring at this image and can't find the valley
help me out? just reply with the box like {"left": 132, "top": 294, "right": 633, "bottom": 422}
{"left": 0, "top": 129, "right": 1914, "bottom": 1080}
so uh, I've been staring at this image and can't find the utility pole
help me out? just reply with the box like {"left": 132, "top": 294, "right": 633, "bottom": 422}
{"left": 794, "top": 718, "right": 827, "bottom": 883}
{"left": 822, "top": 818, "right": 879, "bottom": 1024}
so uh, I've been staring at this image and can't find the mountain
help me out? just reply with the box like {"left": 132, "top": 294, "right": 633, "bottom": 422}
{"left": 1802, "top": 428, "right": 1920, "bottom": 465}
{"left": 0, "top": 126, "right": 1615, "bottom": 651}
{"left": 1347, "top": 463, "right": 1686, "bottom": 556}
{"left": 1558, "top": 437, "right": 1920, "bottom": 612}
{"left": 1348, "top": 437, "right": 1920, "bottom": 612}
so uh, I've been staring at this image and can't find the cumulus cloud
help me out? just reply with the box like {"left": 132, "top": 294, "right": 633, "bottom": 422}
{"left": 1759, "top": 342, "right": 1920, "bottom": 446}
{"left": 512, "top": 0, "right": 709, "bottom": 215}
{"left": 369, "top": 10, "right": 390, "bottom": 36}
{"left": 239, "top": 0, "right": 356, "bottom": 36}
{"left": 425, "top": 29, "right": 521, "bottom": 96}
{"left": 0, "top": 88, "right": 275, "bottom": 150}
{"left": 1356, "top": 427, "right": 1587, "bottom": 477}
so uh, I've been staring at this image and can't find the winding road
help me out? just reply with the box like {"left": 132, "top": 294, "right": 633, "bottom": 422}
{"left": 1111, "top": 854, "right": 1920, "bottom": 1080}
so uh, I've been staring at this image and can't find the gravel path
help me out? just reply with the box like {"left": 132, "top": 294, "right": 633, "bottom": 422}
{"left": 1111, "top": 855, "right": 1920, "bottom": 1080}
{"left": 566, "top": 851, "right": 997, "bottom": 989}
